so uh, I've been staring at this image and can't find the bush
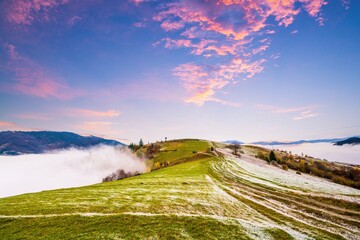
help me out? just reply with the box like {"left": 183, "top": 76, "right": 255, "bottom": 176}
{"left": 282, "top": 165, "right": 288, "bottom": 171}
{"left": 102, "top": 169, "right": 139, "bottom": 182}
{"left": 146, "top": 143, "right": 160, "bottom": 159}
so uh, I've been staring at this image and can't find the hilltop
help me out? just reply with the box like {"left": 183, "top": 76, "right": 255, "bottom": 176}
{"left": 0, "top": 131, "right": 124, "bottom": 155}
{"left": 0, "top": 139, "right": 359, "bottom": 239}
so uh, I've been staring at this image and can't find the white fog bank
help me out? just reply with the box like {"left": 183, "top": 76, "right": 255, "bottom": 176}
{"left": 0, "top": 145, "right": 146, "bottom": 198}
{"left": 260, "top": 143, "right": 360, "bottom": 165}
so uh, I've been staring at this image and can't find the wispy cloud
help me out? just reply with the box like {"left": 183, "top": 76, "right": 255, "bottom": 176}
{"left": 0, "top": 121, "right": 37, "bottom": 131}
{"left": 146, "top": 0, "right": 330, "bottom": 106}
{"left": 342, "top": 0, "right": 351, "bottom": 10}
{"left": 5, "top": 0, "right": 71, "bottom": 25}
{"left": 67, "top": 109, "right": 121, "bottom": 118}
{"left": 3, "top": 44, "right": 81, "bottom": 100}
{"left": 133, "top": 22, "right": 146, "bottom": 28}
{"left": 14, "top": 113, "right": 51, "bottom": 120}
{"left": 74, "top": 121, "right": 123, "bottom": 140}
{"left": 293, "top": 111, "right": 320, "bottom": 120}
{"left": 256, "top": 104, "right": 310, "bottom": 114}
{"left": 256, "top": 104, "right": 320, "bottom": 120}
{"left": 68, "top": 16, "right": 81, "bottom": 26}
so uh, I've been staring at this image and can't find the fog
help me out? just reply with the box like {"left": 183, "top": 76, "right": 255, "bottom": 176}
{"left": 260, "top": 143, "right": 360, "bottom": 165}
{"left": 0, "top": 145, "right": 146, "bottom": 198}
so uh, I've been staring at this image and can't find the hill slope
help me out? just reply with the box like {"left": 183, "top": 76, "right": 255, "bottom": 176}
{"left": 0, "top": 131, "right": 124, "bottom": 155}
{"left": 335, "top": 137, "right": 360, "bottom": 146}
{"left": 0, "top": 139, "right": 359, "bottom": 239}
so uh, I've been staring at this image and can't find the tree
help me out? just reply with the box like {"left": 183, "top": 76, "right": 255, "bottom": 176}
{"left": 139, "top": 138, "right": 144, "bottom": 148}
{"left": 128, "top": 143, "right": 136, "bottom": 152}
{"left": 269, "top": 150, "right": 276, "bottom": 163}
{"left": 231, "top": 143, "right": 241, "bottom": 157}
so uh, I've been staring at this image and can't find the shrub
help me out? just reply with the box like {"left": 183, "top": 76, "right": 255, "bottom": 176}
{"left": 269, "top": 151, "right": 276, "bottom": 163}
{"left": 146, "top": 143, "right": 160, "bottom": 159}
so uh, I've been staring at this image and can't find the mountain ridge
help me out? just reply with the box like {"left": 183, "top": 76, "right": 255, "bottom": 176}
{"left": 0, "top": 131, "right": 124, "bottom": 155}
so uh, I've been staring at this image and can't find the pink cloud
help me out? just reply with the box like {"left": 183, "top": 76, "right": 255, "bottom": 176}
{"left": 129, "top": 0, "right": 147, "bottom": 6}
{"left": 173, "top": 61, "right": 260, "bottom": 106}
{"left": 5, "top": 0, "right": 70, "bottom": 25}
{"left": 160, "top": 20, "right": 185, "bottom": 31}
{"left": 0, "top": 121, "right": 38, "bottom": 131}
{"left": 4, "top": 44, "right": 81, "bottom": 100}
{"left": 299, "top": 0, "right": 327, "bottom": 17}
{"left": 149, "top": 0, "right": 329, "bottom": 106}
{"left": 67, "top": 109, "right": 121, "bottom": 118}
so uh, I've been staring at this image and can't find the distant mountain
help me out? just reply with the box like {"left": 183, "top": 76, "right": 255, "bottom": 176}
{"left": 0, "top": 131, "right": 124, "bottom": 155}
{"left": 223, "top": 140, "right": 244, "bottom": 145}
{"left": 334, "top": 137, "right": 360, "bottom": 146}
{"left": 250, "top": 137, "right": 358, "bottom": 146}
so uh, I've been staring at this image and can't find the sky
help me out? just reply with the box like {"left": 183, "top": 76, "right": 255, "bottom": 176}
{"left": 0, "top": 0, "right": 359, "bottom": 144}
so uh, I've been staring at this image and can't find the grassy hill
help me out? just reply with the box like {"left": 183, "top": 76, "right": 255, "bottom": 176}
{"left": 0, "top": 140, "right": 359, "bottom": 239}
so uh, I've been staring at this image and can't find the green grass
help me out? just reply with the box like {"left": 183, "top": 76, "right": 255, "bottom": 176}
{"left": 0, "top": 215, "right": 251, "bottom": 240}
{"left": 0, "top": 139, "right": 359, "bottom": 239}
{"left": 150, "top": 139, "right": 211, "bottom": 166}
{"left": 264, "top": 228, "right": 295, "bottom": 240}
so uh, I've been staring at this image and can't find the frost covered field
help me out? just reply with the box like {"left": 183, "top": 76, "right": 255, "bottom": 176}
{"left": 0, "top": 140, "right": 359, "bottom": 239}
{"left": 260, "top": 142, "right": 360, "bottom": 165}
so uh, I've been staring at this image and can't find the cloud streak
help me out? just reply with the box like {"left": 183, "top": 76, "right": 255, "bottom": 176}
{"left": 3, "top": 44, "right": 80, "bottom": 99}
{"left": 14, "top": 113, "right": 51, "bottom": 120}
{"left": 256, "top": 104, "right": 320, "bottom": 120}
{"left": 0, "top": 121, "right": 37, "bottom": 131}
{"left": 293, "top": 111, "right": 320, "bottom": 120}
{"left": 67, "top": 109, "right": 121, "bottom": 118}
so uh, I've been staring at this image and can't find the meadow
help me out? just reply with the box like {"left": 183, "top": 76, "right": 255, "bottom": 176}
{"left": 0, "top": 140, "right": 359, "bottom": 239}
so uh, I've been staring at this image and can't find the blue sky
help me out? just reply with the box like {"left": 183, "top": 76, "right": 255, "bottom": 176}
{"left": 0, "top": 0, "right": 359, "bottom": 143}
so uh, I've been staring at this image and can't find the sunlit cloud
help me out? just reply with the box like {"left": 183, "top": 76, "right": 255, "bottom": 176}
{"left": 3, "top": 44, "right": 81, "bottom": 100}
{"left": 4, "top": 0, "right": 71, "bottom": 25}
{"left": 0, "top": 121, "right": 37, "bottom": 131}
{"left": 67, "top": 109, "right": 121, "bottom": 118}
{"left": 148, "top": 0, "right": 331, "bottom": 106}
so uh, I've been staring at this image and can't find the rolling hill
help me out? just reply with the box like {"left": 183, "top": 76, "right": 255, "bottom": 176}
{"left": 0, "top": 139, "right": 359, "bottom": 239}
{"left": 0, "top": 131, "right": 124, "bottom": 155}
